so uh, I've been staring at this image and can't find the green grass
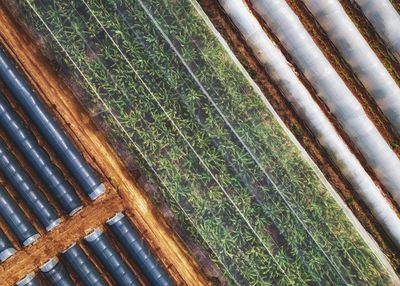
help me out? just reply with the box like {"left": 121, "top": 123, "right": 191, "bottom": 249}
{"left": 17, "top": 0, "right": 392, "bottom": 284}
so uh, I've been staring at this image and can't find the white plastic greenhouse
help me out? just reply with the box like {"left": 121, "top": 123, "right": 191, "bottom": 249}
{"left": 302, "top": 0, "right": 400, "bottom": 134}
{"left": 249, "top": 0, "right": 400, "bottom": 206}
{"left": 354, "top": 0, "right": 400, "bottom": 61}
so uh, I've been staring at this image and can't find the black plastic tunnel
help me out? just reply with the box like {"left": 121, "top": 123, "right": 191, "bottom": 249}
{"left": 40, "top": 257, "right": 74, "bottom": 286}
{"left": 63, "top": 243, "right": 107, "bottom": 286}
{"left": 0, "top": 187, "right": 39, "bottom": 246}
{"left": 0, "top": 228, "right": 15, "bottom": 262}
{"left": 107, "top": 213, "right": 174, "bottom": 286}
{"left": 0, "top": 94, "right": 82, "bottom": 216}
{"left": 85, "top": 228, "right": 139, "bottom": 286}
{"left": 16, "top": 273, "right": 43, "bottom": 286}
{"left": 0, "top": 139, "right": 60, "bottom": 231}
{"left": 0, "top": 48, "right": 104, "bottom": 201}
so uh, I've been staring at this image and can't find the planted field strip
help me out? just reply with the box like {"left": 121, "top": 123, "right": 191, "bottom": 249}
{"left": 0, "top": 3, "right": 208, "bottom": 285}
{"left": 11, "top": 0, "right": 399, "bottom": 284}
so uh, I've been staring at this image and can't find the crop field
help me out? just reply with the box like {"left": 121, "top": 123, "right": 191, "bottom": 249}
{"left": 8, "top": 0, "right": 397, "bottom": 285}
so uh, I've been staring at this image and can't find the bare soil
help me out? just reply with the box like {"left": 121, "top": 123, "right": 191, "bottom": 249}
{"left": 0, "top": 3, "right": 211, "bottom": 285}
{"left": 390, "top": 0, "right": 400, "bottom": 14}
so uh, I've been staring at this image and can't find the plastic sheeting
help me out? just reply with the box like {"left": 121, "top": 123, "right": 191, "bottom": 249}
{"left": 16, "top": 273, "right": 42, "bottom": 286}
{"left": 0, "top": 140, "right": 60, "bottom": 232}
{"left": 107, "top": 213, "right": 173, "bottom": 286}
{"left": 0, "top": 48, "right": 104, "bottom": 201}
{"left": 0, "top": 94, "right": 82, "bottom": 216}
{"left": 40, "top": 257, "right": 74, "bottom": 286}
{"left": 354, "top": 0, "right": 400, "bottom": 61}
{"left": 63, "top": 243, "right": 107, "bottom": 286}
{"left": 250, "top": 0, "right": 400, "bottom": 205}
{"left": 0, "top": 229, "right": 15, "bottom": 262}
{"left": 219, "top": 0, "right": 400, "bottom": 248}
{"left": 303, "top": 0, "right": 400, "bottom": 133}
{"left": 85, "top": 229, "right": 139, "bottom": 286}
{"left": 0, "top": 187, "right": 39, "bottom": 246}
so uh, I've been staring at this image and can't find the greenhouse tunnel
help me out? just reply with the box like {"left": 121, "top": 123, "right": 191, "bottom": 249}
{"left": 63, "top": 243, "right": 108, "bottom": 286}
{"left": 0, "top": 186, "right": 39, "bottom": 247}
{"left": 107, "top": 212, "right": 174, "bottom": 286}
{"left": 0, "top": 93, "right": 82, "bottom": 216}
{"left": 0, "top": 213, "right": 174, "bottom": 286}
{"left": 40, "top": 257, "right": 74, "bottom": 286}
{"left": 8, "top": 213, "right": 176, "bottom": 285}
{"left": 16, "top": 273, "right": 41, "bottom": 286}
{"left": 85, "top": 228, "right": 140, "bottom": 286}
{"left": 0, "top": 48, "right": 105, "bottom": 201}
{"left": 0, "top": 139, "right": 60, "bottom": 232}
{"left": 0, "top": 46, "right": 175, "bottom": 286}
{"left": 0, "top": 229, "right": 15, "bottom": 262}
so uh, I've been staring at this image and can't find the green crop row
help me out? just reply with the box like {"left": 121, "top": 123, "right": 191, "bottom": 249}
{"left": 18, "top": 0, "right": 391, "bottom": 284}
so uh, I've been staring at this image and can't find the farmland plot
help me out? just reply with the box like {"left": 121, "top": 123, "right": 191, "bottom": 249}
{"left": 16, "top": 0, "right": 395, "bottom": 284}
